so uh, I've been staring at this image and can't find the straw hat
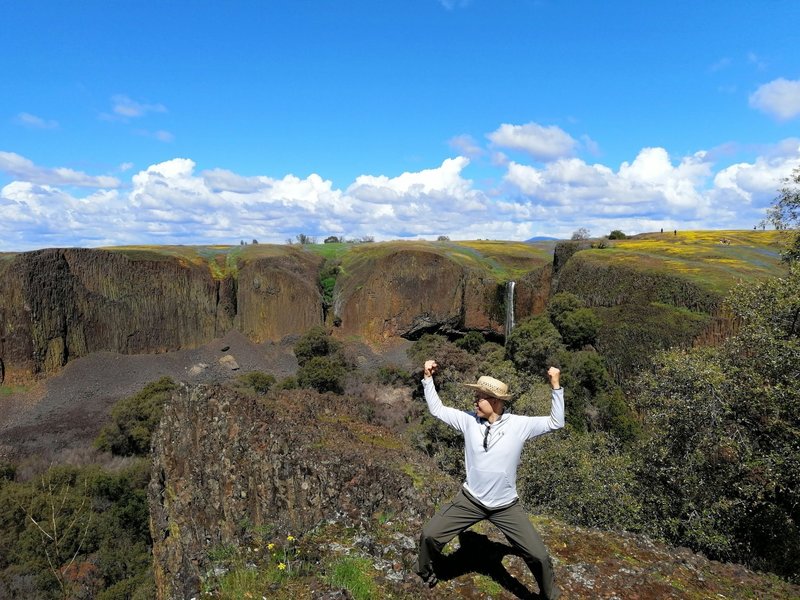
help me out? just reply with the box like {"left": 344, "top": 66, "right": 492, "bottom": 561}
{"left": 464, "top": 375, "right": 512, "bottom": 401}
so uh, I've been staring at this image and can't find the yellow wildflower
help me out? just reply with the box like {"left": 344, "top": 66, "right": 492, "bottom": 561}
{"left": 287, "top": 535, "right": 295, "bottom": 542}
{"left": 278, "top": 562, "right": 286, "bottom": 571}
{"left": 267, "top": 543, "right": 275, "bottom": 550}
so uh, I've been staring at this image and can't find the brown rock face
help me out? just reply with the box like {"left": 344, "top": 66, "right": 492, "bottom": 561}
{"left": 235, "top": 249, "right": 324, "bottom": 342}
{"left": 334, "top": 249, "right": 525, "bottom": 342}
{"left": 0, "top": 249, "right": 220, "bottom": 379}
{"left": 0, "top": 248, "right": 326, "bottom": 379}
{"left": 0, "top": 244, "right": 551, "bottom": 379}
{"left": 148, "top": 384, "right": 452, "bottom": 600}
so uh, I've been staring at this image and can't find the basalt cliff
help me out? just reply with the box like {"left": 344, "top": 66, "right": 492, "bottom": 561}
{"left": 0, "top": 232, "right": 785, "bottom": 384}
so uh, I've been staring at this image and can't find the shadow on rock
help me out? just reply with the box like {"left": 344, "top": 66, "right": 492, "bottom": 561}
{"left": 434, "top": 530, "right": 542, "bottom": 599}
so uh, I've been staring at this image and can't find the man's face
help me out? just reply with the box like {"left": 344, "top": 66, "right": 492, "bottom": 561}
{"left": 473, "top": 393, "right": 496, "bottom": 419}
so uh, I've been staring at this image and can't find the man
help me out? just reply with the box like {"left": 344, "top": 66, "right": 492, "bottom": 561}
{"left": 414, "top": 359, "right": 564, "bottom": 599}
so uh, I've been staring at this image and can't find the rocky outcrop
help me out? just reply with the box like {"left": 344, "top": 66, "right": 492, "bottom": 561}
{"left": 0, "top": 249, "right": 220, "bottom": 380}
{"left": 0, "top": 248, "right": 325, "bottom": 380}
{"left": 332, "top": 248, "right": 550, "bottom": 342}
{"left": 148, "top": 383, "right": 453, "bottom": 600}
{"left": 148, "top": 382, "right": 800, "bottom": 600}
{"left": 235, "top": 249, "right": 324, "bottom": 342}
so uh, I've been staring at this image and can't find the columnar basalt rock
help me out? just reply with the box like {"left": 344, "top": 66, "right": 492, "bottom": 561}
{"left": 0, "top": 249, "right": 221, "bottom": 379}
{"left": 148, "top": 384, "right": 452, "bottom": 600}
{"left": 235, "top": 250, "right": 324, "bottom": 342}
{"left": 0, "top": 248, "right": 327, "bottom": 379}
{"left": 332, "top": 249, "right": 531, "bottom": 342}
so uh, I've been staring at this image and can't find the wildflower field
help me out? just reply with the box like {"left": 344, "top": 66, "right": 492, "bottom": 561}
{"left": 584, "top": 230, "right": 786, "bottom": 294}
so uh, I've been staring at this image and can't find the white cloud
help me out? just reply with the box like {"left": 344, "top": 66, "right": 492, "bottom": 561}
{"left": 749, "top": 78, "right": 800, "bottom": 121}
{"left": 488, "top": 122, "right": 578, "bottom": 161}
{"left": 2, "top": 143, "right": 799, "bottom": 251}
{"left": 15, "top": 112, "right": 59, "bottom": 129}
{"left": 502, "top": 142, "right": 800, "bottom": 236}
{"left": 0, "top": 151, "right": 120, "bottom": 188}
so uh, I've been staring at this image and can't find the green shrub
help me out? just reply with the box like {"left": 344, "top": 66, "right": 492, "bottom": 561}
{"left": 455, "top": 331, "right": 486, "bottom": 354}
{"left": 294, "top": 326, "right": 342, "bottom": 366}
{"left": 558, "top": 307, "right": 601, "bottom": 349}
{"left": 0, "top": 461, "right": 153, "bottom": 599}
{"left": 376, "top": 364, "right": 411, "bottom": 385}
{"left": 95, "top": 377, "right": 177, "bottom": 456}
{"left": 632, "top": 266, "right": 800, "bottom": 580}
{"left": 297, "top": 356, "right": 346, "bottom": 394}
{"left": 608, "top": 230, "right": 627, "bottom": 239}
{"left": 547, "top": 292, "right": 585, "bottom": 330}
{"left": 238, "top": 371, "right": 276, "bottom": 395}
{"left": 519, "top": 430, "right": 642, "bottom": 531}
{"left": 407, "top": 334, "right": 479, "bottom": 390}
{"left": 505, "top": 316, "right": 565, "bottom": 375}
{"left": 277, "top": 376, "right": 298, "bottom": 390}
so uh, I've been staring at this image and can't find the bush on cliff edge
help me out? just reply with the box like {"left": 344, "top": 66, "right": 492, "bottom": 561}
{"left": 95, "top": 377, "right": 177, "bottom": 456}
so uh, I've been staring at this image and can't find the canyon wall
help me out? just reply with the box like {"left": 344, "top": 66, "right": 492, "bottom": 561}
{"left": 0, "top": 245, "right": 552, "bottom": 380}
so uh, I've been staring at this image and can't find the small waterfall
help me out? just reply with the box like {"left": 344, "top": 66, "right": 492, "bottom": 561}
{"left": 505, "top": 281, "right": 515, "bottom": 343}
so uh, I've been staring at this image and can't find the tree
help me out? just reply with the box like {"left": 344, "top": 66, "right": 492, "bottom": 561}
{"left": 95, "top": 377, "right": 177, "bottom": 456}
{"left": 633, "top": 265, "right": 800, "bottom": 580}
{"left": 437, "top": 235, "right": 450, "bottom": 241}
{"left": 559, "top": 307, "right": 601, "bottom": 349}
{"left": 324, "top": 236, "right": 340, "bottom": 244}
{"left": 293, "top": 326, "right": 342, "bottom": 366}
{"left": 547, "top": 292, "right": 585, "bottom": 331}
{"left": 608, "top": 230, "right": 627, "bottom": 240}
{"left": 455, "top": 331, "right": 485, "bottom": 354}
{"left": 295, "top": 233, "right": 316, "bottom": 245}
{"left": 505, "top": 316, "right": 565, "bottom": 374}
{"left": 297, "top": 356, "right": 346, "bottom": 394}
{"left": 764, "top": 165, "right": 800, "bottom": 262}
{"left": 547, "top": 293, "right": 600, "bottom": 350}
{"left": 571, "top": 227, "right": 590, "bottom": 240}
{"left": 238, "top": 371, "right": 276, "bottom": 395}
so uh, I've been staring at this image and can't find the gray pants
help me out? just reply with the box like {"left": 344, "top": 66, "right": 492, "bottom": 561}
{"left": 414, "top": 489, "right": 558, "bottom": 599}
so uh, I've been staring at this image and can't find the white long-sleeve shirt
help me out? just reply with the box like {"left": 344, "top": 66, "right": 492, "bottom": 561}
{"left": 422, "top": 377, "right": 564, "bottom": 508}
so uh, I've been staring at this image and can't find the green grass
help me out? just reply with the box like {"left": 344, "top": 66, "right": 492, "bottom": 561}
{"left": 581, "top": 230, "right": 786, "bottom": 294}
{"left": 0, "top": 384, "right": 33, "bottom": 396}
{"left": 304, "top": 241, "right": 351, "bottom": 260}
{"left": 326, "top": 556, "right": 376, "bottom": 600}
{"left": 335, "top": 239, "right": 550, "bottom": 283}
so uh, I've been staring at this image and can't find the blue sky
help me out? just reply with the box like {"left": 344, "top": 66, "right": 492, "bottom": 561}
{"left": 1, "top": 0, "right": 799, "bottom": 250}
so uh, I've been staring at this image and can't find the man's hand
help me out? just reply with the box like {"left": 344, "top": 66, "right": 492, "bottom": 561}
{"left": 547, "top": 366, "right": 561, "bottom": 389}
{"left": 424, "top": 360, "right": 438, "bottom": 379}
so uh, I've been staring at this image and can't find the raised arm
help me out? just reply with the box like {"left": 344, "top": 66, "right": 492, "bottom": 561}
{"left": 519, "top": 366, "right": 565, "bottom": 439}
{"left": 422, "top": 360, "right": 471, "bottom": 432}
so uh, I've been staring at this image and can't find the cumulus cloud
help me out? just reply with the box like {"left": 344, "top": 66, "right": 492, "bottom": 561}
{"left": 501, "top": 142, "right": 800, "bottom": 236}
{"left": 2, "top": 143, "right": 800, "bottom": 251}
{"left": 488, "top": 122, "right": 578, "bottom": 161}
{"left": 15, "top": 112, "right": 59, "bottom": 129}
{"left": 749, "top": 78, "right": 800, "bottom": 120}
{"left": 0, "top": 151, "right": 120, "bottom": 188}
